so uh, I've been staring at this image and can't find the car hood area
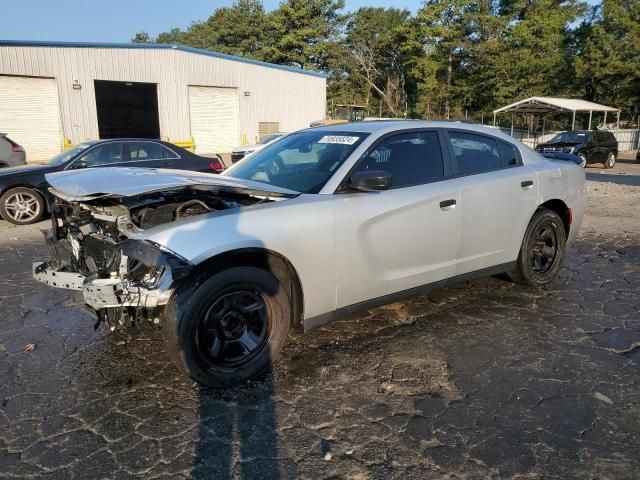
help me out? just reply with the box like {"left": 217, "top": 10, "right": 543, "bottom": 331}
{"left": 46, "top": 167, "right": 299, "bottom": 200}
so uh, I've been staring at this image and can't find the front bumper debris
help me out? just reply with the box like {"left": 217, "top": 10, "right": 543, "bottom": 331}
{"left": 32, "top": 261, "right": 175, "bottom": 310}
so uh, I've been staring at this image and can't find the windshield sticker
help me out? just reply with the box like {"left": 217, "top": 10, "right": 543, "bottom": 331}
{"left": 318, "top": 135, "right": 360, "bottom": 145}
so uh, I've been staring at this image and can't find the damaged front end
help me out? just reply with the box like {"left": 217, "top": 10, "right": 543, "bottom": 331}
{"left": 33, "top": 180, "right": 286, "bottom": 331}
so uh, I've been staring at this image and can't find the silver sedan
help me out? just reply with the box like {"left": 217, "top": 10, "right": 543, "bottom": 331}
{"left": 33, "top": 121, "right": 586, "bottom": 387}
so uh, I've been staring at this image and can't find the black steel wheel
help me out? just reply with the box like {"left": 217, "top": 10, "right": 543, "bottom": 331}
{"left": 529, "top": 223, "right": 559, "bottom": 275}
{"left": 196, "top": 289, "right": 269, "bottom": 369}
{"left": 508, "top": 208, "right": 566, "bottom": 287}
{"left": 162, "top": 266, "right": 291, "bottom": 387}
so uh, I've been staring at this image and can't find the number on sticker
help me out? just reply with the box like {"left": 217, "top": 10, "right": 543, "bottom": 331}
{"left": 318, "top": 135, "right": 360, "bottom": 145}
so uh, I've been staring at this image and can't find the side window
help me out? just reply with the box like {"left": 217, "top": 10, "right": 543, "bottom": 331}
{"left": 161, "top": 145, "right": 180, "bottom": 159}
{"left": 448, "top": 132, "right": 503, "bottom": 175}
{"left": 126, "top": 142, "right": 163, "bottom": 161}
{"left": 78, "top": 143, "right": 123, "bottom": 167}
{"left": 353, "top": 131, "right": 444, "bottom": 188}
{"left": 498, "top": 141, "right": 519, "bottom": 167}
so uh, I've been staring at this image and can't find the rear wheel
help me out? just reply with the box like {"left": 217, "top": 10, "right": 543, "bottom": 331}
{"left": 603, "top": 152, "right": 616, "bottom": 169}
{"left": 0, "top": 187, "right": 45, "bottom": 225}
{"left": 162, "top": 266, "right": 291, "bottom": 387}
{"left": 508, "top": 209, "right": 566, "bottom": 287}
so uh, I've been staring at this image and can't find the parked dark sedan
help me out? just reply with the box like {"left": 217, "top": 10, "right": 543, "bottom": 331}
{"left": 535, "top": 130, "right": 618, "bottom": 168}
{"left": 0, "top": 139, "right": 224, "bottom": 225}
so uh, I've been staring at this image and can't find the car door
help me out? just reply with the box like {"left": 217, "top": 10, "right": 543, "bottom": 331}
{"left": 585, "top": 132, "right": 602, "bottom": 163}
{"left": 69, "top": 142, "right": 124, "bottom": 169}
{"left": 122, "top": 141, "right": 181, "bottom": 169}
{"left": 333, "top": 130, "right": 461, "bottom": 308}
{"left": 446, "top": 130, "right": 538, "bottom": 275}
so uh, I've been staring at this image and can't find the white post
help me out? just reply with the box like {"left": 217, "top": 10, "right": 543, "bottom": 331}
{"left": 493, "top": 113, "right": 497, "bottom": 126}
{"left": 588, "top": 110, "right": 593, "bottom": 130}
{"left": 572, "top": 111, "right": 576, "bottom": 131}
{"left": 510, "top": 114, "right": 514, "bottom": 137}
{"left": 603, "top": 111, "right": 607, "bottom": 127}
{"left": 617, "top": 111, "right": 620, "bottom": 129}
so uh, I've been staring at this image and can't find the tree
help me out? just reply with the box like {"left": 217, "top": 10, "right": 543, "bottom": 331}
{"left": 178, "top": 0, "right": 268, "bottom": 58}
{"left": 261, "top": 0, "right": 345, "bottom": 70}
{"left": 575, "top": 0, "right": 640, "bottom": 123}
{"left": 344, "top": 8, "right": 415, "bottom": 117}
{"left": 131, "top": 32, "right": 152, "bottom": 44}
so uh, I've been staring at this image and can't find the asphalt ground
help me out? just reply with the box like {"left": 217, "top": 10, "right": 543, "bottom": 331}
{"left": 0, "top": 158, "right": 639, "bottom": 479}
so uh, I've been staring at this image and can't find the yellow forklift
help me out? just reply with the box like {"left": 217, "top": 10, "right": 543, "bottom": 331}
{"left": 311, "top": 104, "right": 367, "bottom": 127}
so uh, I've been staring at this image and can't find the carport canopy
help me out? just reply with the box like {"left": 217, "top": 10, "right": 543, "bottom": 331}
{"left": 493, "top": 96, "right": 621, "bottom": 133}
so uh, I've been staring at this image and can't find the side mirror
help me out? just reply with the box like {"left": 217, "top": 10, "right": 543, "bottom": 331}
{"left": 71, "top": 159, "right": 88, "bottom": 169}
{"left": 349, "top": 170, "right": 392, "bottom": 192}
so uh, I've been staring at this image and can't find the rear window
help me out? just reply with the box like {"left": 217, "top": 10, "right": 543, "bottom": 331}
{"left": 498, "top": 141, "right": 519, "bottom": 167}
{"left": 449, "top": 131, "right": 503, "bottom": 175}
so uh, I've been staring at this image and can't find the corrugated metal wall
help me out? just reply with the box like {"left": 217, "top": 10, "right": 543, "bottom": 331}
{"left": 0, "top": 46, "right": 326, "bottom": 151}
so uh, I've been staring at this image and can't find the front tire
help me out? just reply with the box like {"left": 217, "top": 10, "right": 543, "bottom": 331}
{"left": 579, "top": 154, "right": 587, "bottom": 168}
{"left": 162, "top": 266, "right": 291, "bottom": 387}
{"left": 508, "top": 209, "right": 566, "bottom": 287}
{"left": 603, "top": 152, "right": 616, "bottom": 169}
{"left": 0, "top": 187, "right": 45, "bottom": 225}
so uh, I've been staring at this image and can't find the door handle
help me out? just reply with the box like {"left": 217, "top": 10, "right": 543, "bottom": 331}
{"left": 439, "top": 199, "right": 457, "bottom": 210}
{"left": 161, "top": 162, "right": 172, "bottom": 167}
{"left": 521, "top": 180, "right": 534, "bottom": 189}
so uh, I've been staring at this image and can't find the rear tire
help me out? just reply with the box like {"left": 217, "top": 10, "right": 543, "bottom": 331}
{"left": 0, "top": 187, "right": 45, "bottom": 225}
{"left": 603, "top": 152, "right": 616, "bottom": 169}
{"left": 161, "top": 266, "right": 291, "bottom": 388}
{"left": 508, "top": 209, "right": 566, "bottom": 287}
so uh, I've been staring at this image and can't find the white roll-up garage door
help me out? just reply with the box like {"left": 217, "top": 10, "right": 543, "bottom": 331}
{"left": 188, "top": 86, "right": 240, "bottom": 154}
{"left": 0, "top": 75, "right": 62, "bottom": 162}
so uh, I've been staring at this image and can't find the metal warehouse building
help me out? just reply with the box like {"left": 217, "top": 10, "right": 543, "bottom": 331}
{"left": 0, "top": 40, "right": 327, "bottom": 162}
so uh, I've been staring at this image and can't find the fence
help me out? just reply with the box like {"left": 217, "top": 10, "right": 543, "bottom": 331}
{"left": 495, "top": 127, "right": 640, "bottom": 152}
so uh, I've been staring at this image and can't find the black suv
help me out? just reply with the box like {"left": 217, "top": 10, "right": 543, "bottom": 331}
{"left": 535, "top": 130, "right": 618, "bottom": 168}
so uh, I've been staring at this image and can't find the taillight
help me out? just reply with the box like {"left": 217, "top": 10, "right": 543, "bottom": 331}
{"left": 209, "top": 158, "right": 224, "bottom": 173}
{"left": 12, "top": 144, "right": 24, "bottom": 153}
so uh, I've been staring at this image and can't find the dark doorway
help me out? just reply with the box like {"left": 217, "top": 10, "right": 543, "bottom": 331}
{"left": 94, "top": 80, "right": 160, "bottom": 139}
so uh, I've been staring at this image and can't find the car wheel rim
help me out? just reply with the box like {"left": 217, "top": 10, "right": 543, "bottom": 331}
{"left": 529, "top": 224, "right": 558, "bottom": 275}
{"left": 580, "top": 156, "right": 587, "bottom": 167}
{"left": 4, "top": 192, "right": 40, "bottom": 223}
{"left": 608, "top": 154, "right": 615, "bottom": 167}
{"left": 196, "top": 289, "right": 269, "bottom": 368}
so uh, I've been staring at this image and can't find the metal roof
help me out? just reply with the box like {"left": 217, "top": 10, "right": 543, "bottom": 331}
{"left": 493, "top": 97, "right": 620, "bottom": 114}
{"left": 0, "top": 40, "right": 329, "bottom": 79}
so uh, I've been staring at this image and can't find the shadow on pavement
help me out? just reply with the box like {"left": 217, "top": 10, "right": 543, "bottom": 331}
{"left": 586, "top": 171, "right": 640, "bottom": 187}
{"left": 192, "top": 368, "right": 281, "bottom": 479}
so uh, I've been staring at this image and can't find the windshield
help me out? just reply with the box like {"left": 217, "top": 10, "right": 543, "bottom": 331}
{"left": 549, "top": 132, "right": 588, "bottom": 144}
{"left": 258, "top": 134, "right": 281, "bottom": 145}
{"left": 48, "top": 144, "right": 92, "bottom": 165}
{"left": 224, "top": 130, "right": 369, "bottom": 193}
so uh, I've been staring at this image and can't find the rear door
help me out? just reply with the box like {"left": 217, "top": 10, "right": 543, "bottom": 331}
{"left": 334, "top": 130, "right": 461, "bottom": 307}
{"left": 122, "top": 141, "right": 182, "bottom": 169}
{"left": 445, "top": 130, "right": 538, "bottom": 275}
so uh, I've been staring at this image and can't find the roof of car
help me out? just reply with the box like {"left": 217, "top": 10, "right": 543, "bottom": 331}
{"left": 307, "top": 120, "right": 520, "bottom": 142}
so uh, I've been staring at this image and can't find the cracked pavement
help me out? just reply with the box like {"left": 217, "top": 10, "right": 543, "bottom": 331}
{"left": 1, "top": 159, "right": 639, "bottom": 479}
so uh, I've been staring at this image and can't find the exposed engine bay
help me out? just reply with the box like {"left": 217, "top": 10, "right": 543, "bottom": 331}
{"left": 34, "top": 186, "right": 279, "bottom": 331}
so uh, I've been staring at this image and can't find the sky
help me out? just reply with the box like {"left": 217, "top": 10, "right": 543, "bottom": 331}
{"left": 1, "top": 0, "right": 422, "bottom": 43}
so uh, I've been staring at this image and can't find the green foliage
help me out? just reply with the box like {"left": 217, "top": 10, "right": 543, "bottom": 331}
{"left": 575, "top": 0, "right": 640, "bottom": 121}
{"left": 131, "top": 0, "right": 640, "bottom": 124}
